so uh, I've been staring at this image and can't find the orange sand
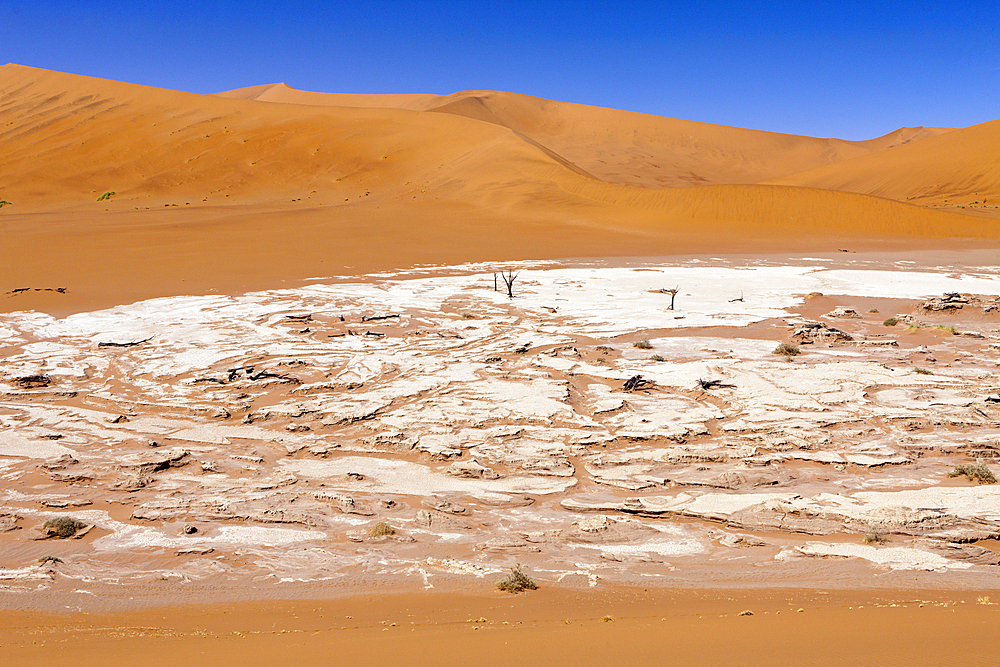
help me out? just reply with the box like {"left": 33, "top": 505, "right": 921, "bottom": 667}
{"left": 4, "top": 587, "right": 999, "bottom": 667}
{"left": 1, "top": 65, "right": 997, "bottom": 314}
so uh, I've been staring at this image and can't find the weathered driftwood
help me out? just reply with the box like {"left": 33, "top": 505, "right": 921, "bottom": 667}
{"left": 361, "top": 314, "right": 400, "bottom": 322}
{"left": 14, "top": 374, "right": 52, "bottom": 388}
{"left": 284, "top": 314, "right": 312, "bottom": 322}
{"left": 98, "top": 336, "right": 153, "bottom": 348}
{"left": 623, "top": 375, "right": 654, "bottom": 392}
{"left": 7, "top": 287, "right": 66, "bottom": 295}
{"left": 697, "top": 378, "right": 735, "bottom": 390}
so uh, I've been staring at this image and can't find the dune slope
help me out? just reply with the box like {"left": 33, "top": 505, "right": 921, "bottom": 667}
{"left": 0, "top": 65, "right": 995, "bottom": 313}
{"left": 218, "top": 83, "right": 954, "bottom": 188}
{"left": 769, "top": 118, "right": 1000, "bottom": 217}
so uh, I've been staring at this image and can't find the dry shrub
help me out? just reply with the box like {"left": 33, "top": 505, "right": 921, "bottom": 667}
{"left": 496, "top": 564, "right": 537, "bottom": 594}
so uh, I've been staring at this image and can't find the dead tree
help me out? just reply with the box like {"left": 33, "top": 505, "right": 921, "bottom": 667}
{"left": 656, "top": 287, "right": 679, "bottom": 310}
{"left": 665, "top": 287, "right": 679, "bottom": 310}
{"left": 500, "top": 270, "right": 519, "bottom": 298}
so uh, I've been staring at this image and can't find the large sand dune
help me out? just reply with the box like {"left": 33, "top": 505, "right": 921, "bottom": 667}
{"left": 0, "top": 64, "right": 996, "bottom": 313}
{"left": 769, "top": 118, "right": 1000, "bottom": 217}
{"left": 218, "top": 82, "right": 955, "bottom": 188}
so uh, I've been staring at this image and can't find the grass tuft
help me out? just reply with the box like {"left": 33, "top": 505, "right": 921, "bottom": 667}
{"left": 496, "top": 564, "right": 537, "bottom": 594}
{"left": 772, "top": 342, "right": 800, "bottom": 358}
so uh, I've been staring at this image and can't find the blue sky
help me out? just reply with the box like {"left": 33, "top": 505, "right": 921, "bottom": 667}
{"left": 6, "top": 1, "right": 998, "bottom": 139}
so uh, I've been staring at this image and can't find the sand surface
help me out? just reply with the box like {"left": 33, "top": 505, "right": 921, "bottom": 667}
{"left": 4, "top": 65, "right": 1000, "bottom": 663}
{"left": 5, "top": 587, "right": 1000, "bottom": 667}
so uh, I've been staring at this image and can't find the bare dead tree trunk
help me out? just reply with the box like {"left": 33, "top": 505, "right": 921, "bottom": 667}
{"left": 500, "top": 270, "right": 519, "bottom": 298}
{"left": 666, "top": 287, "right": 679, "bottom": 310}
{"left": 494, "top": 273, "right": 498, "bottom": 291}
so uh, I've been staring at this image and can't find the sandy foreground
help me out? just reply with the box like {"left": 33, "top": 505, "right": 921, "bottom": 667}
{"left": 4, "top": 587, "right": 1000, "bottom": 667}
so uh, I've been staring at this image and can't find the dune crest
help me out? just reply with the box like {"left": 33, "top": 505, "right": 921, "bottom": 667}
{"left": 0, "top": 65, "right": 996, "bottom": 312}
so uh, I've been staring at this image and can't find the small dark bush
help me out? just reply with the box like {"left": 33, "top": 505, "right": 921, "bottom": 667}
{"left": 914, "top": 367, "right": 933, "bottom": 375}
{"left": 43, "top": 516, "right": 87, "bottom": 538}
{"left": 496, "top": 564, "right": 537, "bottom": 594}
{"left": 883, "top": 317, "right": 898, "bottom": 327}
{"left": 633, "top": 339, "right": 652, "bottom": 350}
{"left": 772, "top": 342, "right": 800, "bottom": 357}
{"left": 650, "top": 354, "right": 665, "bottom": 362}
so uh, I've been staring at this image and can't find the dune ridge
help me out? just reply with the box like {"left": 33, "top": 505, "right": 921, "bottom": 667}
{"left": 218, "top": 82, "right": 956, "bottom": 188}
{"left": 768, "top": 118, "right": 1000, "bottom": 217}
{"left": 0, "top": 64, "right": 996, "bottom": 313}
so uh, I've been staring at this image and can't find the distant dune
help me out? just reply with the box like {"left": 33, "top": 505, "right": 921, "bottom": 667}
{"left": 0, "top": 64, "right": 996, "bottom": 313}
{"left": 218, "top": 83, "right": 956, "bottom": 188}
{"left": 768, "top": 118, "right": 1000, "bottom": 216}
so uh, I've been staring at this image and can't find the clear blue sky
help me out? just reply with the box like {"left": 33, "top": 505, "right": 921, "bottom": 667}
{"left": 6, "top": 1, "right": 998, "bottom": 139}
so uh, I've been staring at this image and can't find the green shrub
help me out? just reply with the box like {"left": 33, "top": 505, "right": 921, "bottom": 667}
{"left": 0, "top": 200, "right": 11, "bottom": 208}
{"left": 496, "top": 564, "right": 537, "bottom": 594}
{"left": 43, "top": 516, "right": 87, "bottom": 538}
{"left": 96, "top": 191, "right": 115, "bottom": 202}
{"left": 948, "top": 464, "right": 997, "bottom": 484}
{"left": 883, "top": 317, "right": 898, "bottom": 327}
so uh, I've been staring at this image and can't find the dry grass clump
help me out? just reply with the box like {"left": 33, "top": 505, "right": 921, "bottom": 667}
{"left": 772, "top": 342, "right": 800, "bottom": 358}
{"left": 738, "top": 609, "right": 754, "bottom": 617}
{"left": 600, "top": 615, "right": 615, "bottom": 623}
{"left": 863, "top": 527, "right": 887, "bottom": 545}
{"left": 914, "top": 367, "right": 933, "bottom": 375}
{"left": 42, "top": 516, "right": 87, "bottom": 538}
{"left": 496, "top": 564, "right": 537, "bottom": 594}
{"left": 948, "top": 464, "right": 997, "bottom": 484}
{"left": 633, "top": 338, "right": 652, "bottom": 350}
{"left": 369, "top": 521, "right": 395, "bottom": 537}
{"left": 650, "top": 354, "right": 665, "bottom": 362}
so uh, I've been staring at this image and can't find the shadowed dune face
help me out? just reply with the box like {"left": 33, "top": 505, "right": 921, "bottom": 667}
{"left": 0, "top": 64, "right": 996, "bottom": 313}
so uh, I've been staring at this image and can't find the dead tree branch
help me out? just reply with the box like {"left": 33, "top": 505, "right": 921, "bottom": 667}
{"left": 500, "top": 270, "right": 519, "bottom": 298}
{"left": 98, "top": 336, "right": 153, "bottom": 348}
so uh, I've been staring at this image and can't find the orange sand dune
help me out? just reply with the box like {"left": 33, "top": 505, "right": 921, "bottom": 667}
{"left": 1, "top": 65, "right": 996, "bottom": 313}
{"left": 769, "top": 118, "right": 1000, "bottom": 216}
{"left": 218, "top": 82, "right": 954, "bottom": 188}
